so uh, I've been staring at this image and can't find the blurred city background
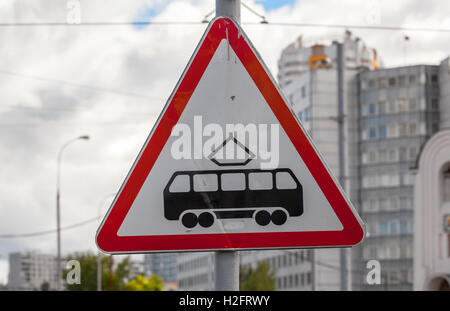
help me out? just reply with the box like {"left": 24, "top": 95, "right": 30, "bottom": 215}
{"left": 0, "top": 0, "right": 449, "bottom": 291}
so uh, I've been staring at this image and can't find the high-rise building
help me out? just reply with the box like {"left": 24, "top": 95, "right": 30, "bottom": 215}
{"left": 277, "top": 30, "right": 381, "bottom": 88}
{"left": 279, "top": 31, "right": 376, "bottom": 291}
{"left": 240, "top": 250, "right": 314, "bottom": 290}
{"left": 439, "top": 57, "right": 450, "bottom": 129}
{"left": 7, "top": 251, "right": 59, "bottom": 291}
{"left": 144, "top": 253, "right": 178, "bottom": 283}
{"left": 353, "top": 65, "right": 441, "bottom": 290}
{"left": 177, "top": 252, "right": 214, "bottom": 290}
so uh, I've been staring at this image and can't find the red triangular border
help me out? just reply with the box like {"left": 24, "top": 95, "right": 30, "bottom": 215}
{"left": 96, "top": 17, "right": 365, "bottom": 253}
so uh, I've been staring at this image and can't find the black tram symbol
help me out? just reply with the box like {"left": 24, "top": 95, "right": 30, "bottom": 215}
{"left": 163, "top": 168, "right": 303, "bottom": 228}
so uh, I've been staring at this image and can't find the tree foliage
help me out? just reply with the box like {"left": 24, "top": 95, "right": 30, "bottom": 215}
{"left": 63, "top": 252, "right": 131, "bottom": 291}
{"left": 123, "top": 274, "right": 164, "bottom": 291}
{"left": 240, "top": 261, "right": 276, "bottom": 291}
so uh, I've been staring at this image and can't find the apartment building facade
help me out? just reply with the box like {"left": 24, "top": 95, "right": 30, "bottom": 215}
{"left": 144, "top": 253, "right": 178, "bottom": 283}
{"left": 7, "top": 251, "right": 59, "bottom": 291}
{"left": 354, "top": 65, "right": 440, "bottom": 290}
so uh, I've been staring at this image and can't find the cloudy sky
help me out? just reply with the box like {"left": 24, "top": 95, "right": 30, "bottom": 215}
{"left": 0, "top": 0, "right": 449, "bottom": 284}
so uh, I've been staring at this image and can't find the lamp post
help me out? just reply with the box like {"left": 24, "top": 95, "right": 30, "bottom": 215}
{"left": 56, "top": 135, "right": 90, "bottom": 291}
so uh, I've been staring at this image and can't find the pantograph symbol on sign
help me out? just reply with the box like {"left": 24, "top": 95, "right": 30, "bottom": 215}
{"left": 163, "top": 135, "right": 304, "bottom": 229}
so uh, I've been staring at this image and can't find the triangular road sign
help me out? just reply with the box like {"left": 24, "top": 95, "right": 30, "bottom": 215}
{"left": 96, "top": 17, "right": 365, "bottom": 254}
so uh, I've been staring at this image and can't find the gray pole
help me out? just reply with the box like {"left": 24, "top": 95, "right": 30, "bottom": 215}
{"left": 56, "top": 135, "right": 89, "bottom": 291}
{"left": 97, "top": 253, "right": 102, "bottom": 291}
{"left": 215, "top": 0, "right": 241, "bottom": 23}
{"left": 214, "top": 0, "right": 241, "bottom": 291}
{"left": 336, "top": 42, "right": 348, "bottom": 291}
{"left": 215, "top": 251, "right": 240, "bottom": 290}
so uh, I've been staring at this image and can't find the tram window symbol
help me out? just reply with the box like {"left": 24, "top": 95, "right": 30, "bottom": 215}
{"left": 249, "top": 172, "right": 273, "bottom": 190}
{"left": 221, "top": 173, "right": 246, "bottom": 191}
{"left": 163, "top": 168, "right": 303, "bottom": 228}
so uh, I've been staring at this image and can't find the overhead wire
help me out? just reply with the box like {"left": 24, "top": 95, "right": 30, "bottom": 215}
{"left": 0, "top": 215, "right": 101, "bottom": 238}
{"left": 0, "top": 70, "right": 163, "bottom": 101}
{"left": 0, "top": 20, "right": 448, "bottom": 33}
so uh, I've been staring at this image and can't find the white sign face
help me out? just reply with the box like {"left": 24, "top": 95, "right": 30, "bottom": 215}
{"left": 96, "top": 17, "right": 365, "bottom": 254}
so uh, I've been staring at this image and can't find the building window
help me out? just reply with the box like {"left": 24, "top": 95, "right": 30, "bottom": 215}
{"left": 369, "top": 79, "right": 376, "bottom": 88}
{"left": 378, "top": 150, "right": 387, "bottom": 163}
{"left": 368, "top": 103, "right": 376, "bottom": 115}
{"left": 409, "top": 123, "right": 417, "bottom": 136}
{"left": 379, "top": 198, "right": 388, "bottom": 210}
{"left": 431, "top": 74, "right": 438, "bottom": 83}
{"left": 378, "top": 101, "right": 386, "bottom": 114}
{"left": 442, "top": 165, "right": 450, "bottom": 203}
{"left": 409, "top": 74, "right": 416, "bottom": 84}
{"left": 369, "top": 127, "right": 377, "bottom": 139}
{"left": 379, "top": 126, "right": 387, "bottom": 138}
{"left": 301, "top": 86, "right": 306, "bottom": 98}
{"left": 432, "top": 122, "right": 439, "bottom": 133}
{"left": 389, "top": 149, "right": 397, "bottom": 162}
{"left": 448, "top": 235, "right": 450, "bottom": 258}
{"left": 399, "top": 197, "right": 409, "bottom": 209}
{"left": 388, "top": 101, "right": 397, "bottom": 113}
{"left": 389, "top": 77, "right": 396, "bottom": 87}
{"left": 390, "top": 197, "right": 398, "bottom": 210}
{"left": 390, "top": 221, "right": 398, "bottom": 234}
{"left": 409, "top": 147, "right": 417, "bottom": 161}
{"left": 431, "top": 98, "right": 439, "bottom": 110}
{"left": 304, "top": 108, "right": 310, "bottom": 121}
{"left": 409, "top": 98, "right": 417, "bottom": 111}
{"left": 399, "top": 147, "right": 408, "bottom": 161}
{"left": 378, "top": 77, "right": 387, "bottom": 88}
{"left": 400, "top": 220, "right": 408, "bottom": 234}
{"left": 398, "top": 99, "right": 408, "bottom": 112}
{"left": 298, "top": 111, "right": 303, "bottom": 121}
{"left": 380, "top": 222, "right": 388, "bottom": 235}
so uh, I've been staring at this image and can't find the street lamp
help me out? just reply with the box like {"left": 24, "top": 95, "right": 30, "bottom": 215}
{"left": 56, "top": 135, "right": 90, "bottom": 291}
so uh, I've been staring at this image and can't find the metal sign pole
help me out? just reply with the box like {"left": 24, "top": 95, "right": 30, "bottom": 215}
{"left": 215, "top": 0, "right": 241, "bottom": 23}
{"left": 215, "top": 251, "right": 240, "bottom": 290}
{"left": 214, "top": 0, "right": 241, "bottom": 291}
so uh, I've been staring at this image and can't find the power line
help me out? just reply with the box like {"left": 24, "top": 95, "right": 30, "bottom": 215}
{"left": 244, "top": 22, "right": 450, "bottom": 33}
{"left": 0, "top": 70, "right": 164, "bottom": 101}
{"left": 0, "top": 20, "right": 449, "bottom": 33}
{"left": 0, "top": 215, "right": 101, "bottom": 238}
{"left": 0, "top": 21, "right": 204, "bottom": 27}
{"left": 0, "top": 105, "right": 159, "bottom": 115}
{"left": 0, "top": 121, "right": 153, "bottom": 127}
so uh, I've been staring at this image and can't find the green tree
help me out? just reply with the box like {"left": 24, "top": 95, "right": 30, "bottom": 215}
{"left": 63, "top": 252, "right": 131, "bottom": 291}
{"left": 123, "top": 274, "right": 164, "bottom": 291}
{"left": 240, "top": 261, "right": 276, "bottom": 291}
